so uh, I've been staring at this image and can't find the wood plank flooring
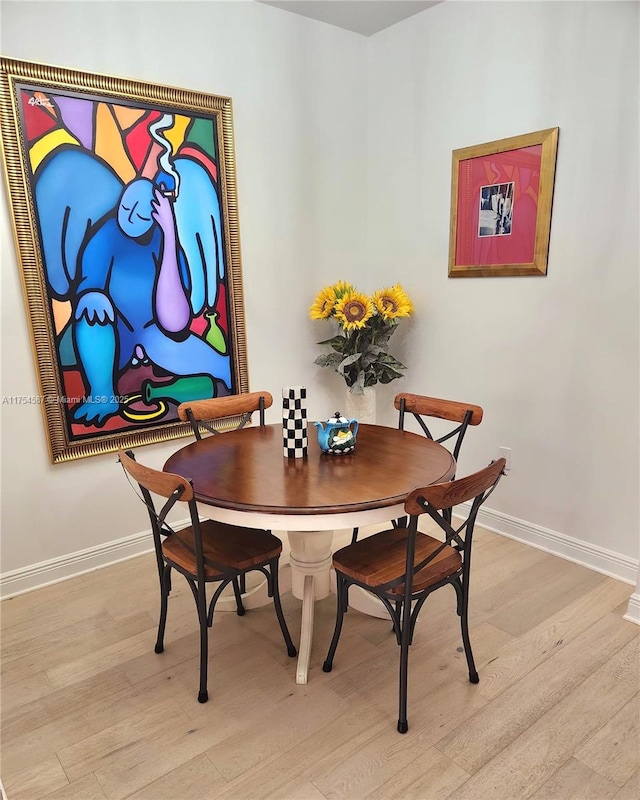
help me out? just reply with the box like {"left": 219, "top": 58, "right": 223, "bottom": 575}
{"left": 1, "top": 527, "right": 638, "bottom": 800}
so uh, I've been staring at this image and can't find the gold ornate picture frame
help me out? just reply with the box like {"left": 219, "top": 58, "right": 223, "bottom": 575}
{"left": 0, "top": 57, "right": 249, "bottom": 462}
{"left": 448, "top": 127, "right": 559, "bottom": 277}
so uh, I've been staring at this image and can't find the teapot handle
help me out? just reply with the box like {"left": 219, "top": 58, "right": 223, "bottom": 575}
{"left": 348, "top": 419, "right": 359, "bottom": 437}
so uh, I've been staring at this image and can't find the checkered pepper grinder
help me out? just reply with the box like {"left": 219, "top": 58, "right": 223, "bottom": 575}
{"left": 282, "top": 386, "right": 308, "bottom": 458}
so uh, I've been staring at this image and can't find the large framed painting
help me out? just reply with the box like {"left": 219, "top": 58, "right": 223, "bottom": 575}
{"left": 0, "top": 57, "right": 249, "bottom": 462}
{"left": 448, "top": 128, "right": 559, "bottom": 277}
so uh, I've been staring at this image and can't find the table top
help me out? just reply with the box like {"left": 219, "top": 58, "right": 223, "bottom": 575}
{"left": 164, "top": 423, "right": 455, "bottom": 521}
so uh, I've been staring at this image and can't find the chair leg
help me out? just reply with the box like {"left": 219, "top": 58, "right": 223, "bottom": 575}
{"left": 270, "top": 560, "right": 297, "bottom": 657}
{"left": 196, "top": 581, "right": 209, "bottom": 703}
{"left": 350, "top": 527, "right": 359, "bottom": 545}
{"left": 155, "top": 563, "right": 171, "bottom": 654}
{"left": 392, "top": 599, "right": 402, "bottom": 638}
{"left": 459, "top": 581, "right": 478, "bottom": 684}
{"left": 232, "top": 578, "right": 246, "bottom": 616}
{"left": 323, "top": 574, "right": 348, "bottom": 672}
{"left": 398, "top": 600, "right": 411, "bottom": 734}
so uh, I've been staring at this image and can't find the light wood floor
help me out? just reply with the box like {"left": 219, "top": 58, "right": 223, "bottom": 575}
{"left": 1, "top": 526, "right": 638, "bottom": 800}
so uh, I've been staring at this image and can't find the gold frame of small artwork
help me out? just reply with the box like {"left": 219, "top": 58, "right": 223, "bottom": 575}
{"left": 448, "top": 127, "right": 559, "bottom": 278}
{"left": 0, "top": 57, "right": 249, "bottom": 462}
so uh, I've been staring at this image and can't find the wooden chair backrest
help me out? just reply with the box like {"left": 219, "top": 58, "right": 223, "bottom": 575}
{"left": 405, "top": 458, "right": 505, "bottom": 514}
{"left": 394, "top": 393, "right": 483, "bottom": 426}
{"left": 177, "top": 391, "right": 273, "bottom": 425}
{"left": 118, "top": 449, "right": 194, "bottom": 502}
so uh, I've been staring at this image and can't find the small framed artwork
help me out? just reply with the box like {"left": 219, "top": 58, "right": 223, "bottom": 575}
{"left": 0, "top": 57, "right": 249, "bottom": 462}
{"left": 448, "top": 128, "right": 559, "bottom": 277}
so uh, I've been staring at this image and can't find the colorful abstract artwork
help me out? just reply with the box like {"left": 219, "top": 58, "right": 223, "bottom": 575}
{"left": 0, "top": 58, "right": 249, "bottom": 461}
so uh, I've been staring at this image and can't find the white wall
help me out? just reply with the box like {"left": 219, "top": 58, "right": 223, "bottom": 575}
{"left": 1, "top": 0, "right": 638, "bottom": 594}
{"left": 0, "top": 1, "right": 367, "bottom": 583}
{"left": 365, "top": 0, "right": 639, "bottom": 570}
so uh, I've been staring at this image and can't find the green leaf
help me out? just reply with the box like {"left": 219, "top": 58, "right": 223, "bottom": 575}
{"left": 314, "top": 353, "right": 344, "bottom": 368}
{"left": 337, "top": 352, "right": 363, "bottom": 374}
{"left": 317, "top": 335, "right": 348, "bottom": 351}
{"left": 378, "top": 370, "right": 405, "bottom": 384}
{"left": 375, "top": 353, "right": 406, "bottom": 370}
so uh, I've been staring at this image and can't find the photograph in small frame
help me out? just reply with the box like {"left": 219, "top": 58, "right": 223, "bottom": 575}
{"left": 448, "top": 128, "right": 559, "bottom": 277}
{"left": 0, "top": 57, "right": 249, "bottom": 462}
{"left": 478, "top": 181, "right": 514, "bottom": 237}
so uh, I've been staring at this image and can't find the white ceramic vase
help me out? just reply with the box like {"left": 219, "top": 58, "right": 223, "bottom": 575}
{"left": 344, "top": 385, "right": 376, "bottom": 424}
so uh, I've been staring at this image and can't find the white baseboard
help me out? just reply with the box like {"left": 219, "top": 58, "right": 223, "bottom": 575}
{"left": 623, "top": 593, "right": 640, "bottom": 625}
{"left": 1, "top": 506, "right": 638, "bottom": 601}
{"left": 462, "top": 503, "right": 638, "bottom": 586}
{"left": 0, "top": 529, "right": 154, "bottom": 599}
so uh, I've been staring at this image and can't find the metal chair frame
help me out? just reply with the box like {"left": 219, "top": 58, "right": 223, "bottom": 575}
{"left": 397, "top": 397, "right": 473, "bottom": 463}
{"left": 118, "top": 449, "right": 296, "bottom": 704}
{"left": 351, "top": 393, "right": 483, "bottom": 544}
{"left": 324, "top": 459, "right": 505, "bottom": 734}
{"left": 179, "top": 391, "right": 272, "bottom": 597}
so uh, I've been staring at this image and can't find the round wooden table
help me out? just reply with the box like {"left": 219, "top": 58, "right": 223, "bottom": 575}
{"left": 164, "top": 423, "right": 455, "bottom": 684}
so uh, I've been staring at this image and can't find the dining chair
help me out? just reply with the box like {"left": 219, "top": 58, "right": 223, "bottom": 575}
{"left": 118, "top": 449, "right": 296, "bottom": 704}
{"left": 177, "top": 390, "right": 273, "bottom": 440}
{"left": 177, "top": 390, "right": 273, "bottom": 598}
{"left": 351, "top": 393, "right": 484, "bottom": 544}
{"left": 323, "top": 458, "right": 505, "bottom": 733}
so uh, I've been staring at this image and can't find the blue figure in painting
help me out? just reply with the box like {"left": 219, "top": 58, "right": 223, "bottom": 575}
{"left": 34, "top": 120, "right": 231, "bottom": 428}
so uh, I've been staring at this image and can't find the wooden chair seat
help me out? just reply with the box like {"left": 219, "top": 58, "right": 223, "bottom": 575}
{"left": 163, "top": 522, "right": 283, "bottom": 579}
{"left": 333, "top": 529, "right": 462, "bottom": 594}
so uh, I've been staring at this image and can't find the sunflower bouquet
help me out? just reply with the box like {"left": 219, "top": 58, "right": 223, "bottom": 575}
{"left": 309, "top": 281, "right": 414, "bottom": 393}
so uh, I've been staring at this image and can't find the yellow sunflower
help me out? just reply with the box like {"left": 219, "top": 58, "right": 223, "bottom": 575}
{"left": 331, "top": 280, "right": 355, "bottom": 299}
{"left": 334, "top": 290, "right": 374, "bottom": 331}
{"left": 309, "top": 285, "right": 338, "bottom": 320}
{"left": 373, "top": 284, "right": 414, "bottom": 320}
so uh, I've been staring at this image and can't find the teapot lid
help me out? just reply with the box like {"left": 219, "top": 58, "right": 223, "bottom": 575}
{"left": 328, "top": 411, "right": 349, "bottom": 424}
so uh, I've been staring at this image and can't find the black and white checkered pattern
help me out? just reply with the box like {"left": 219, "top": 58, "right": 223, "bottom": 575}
{"left": 282, "top": 386, "right": 308, "bottom": 458}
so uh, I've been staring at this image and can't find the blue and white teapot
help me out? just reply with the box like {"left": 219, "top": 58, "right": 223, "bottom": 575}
{"left": 314, "top": 411, "right": 358, "bottom": 455}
